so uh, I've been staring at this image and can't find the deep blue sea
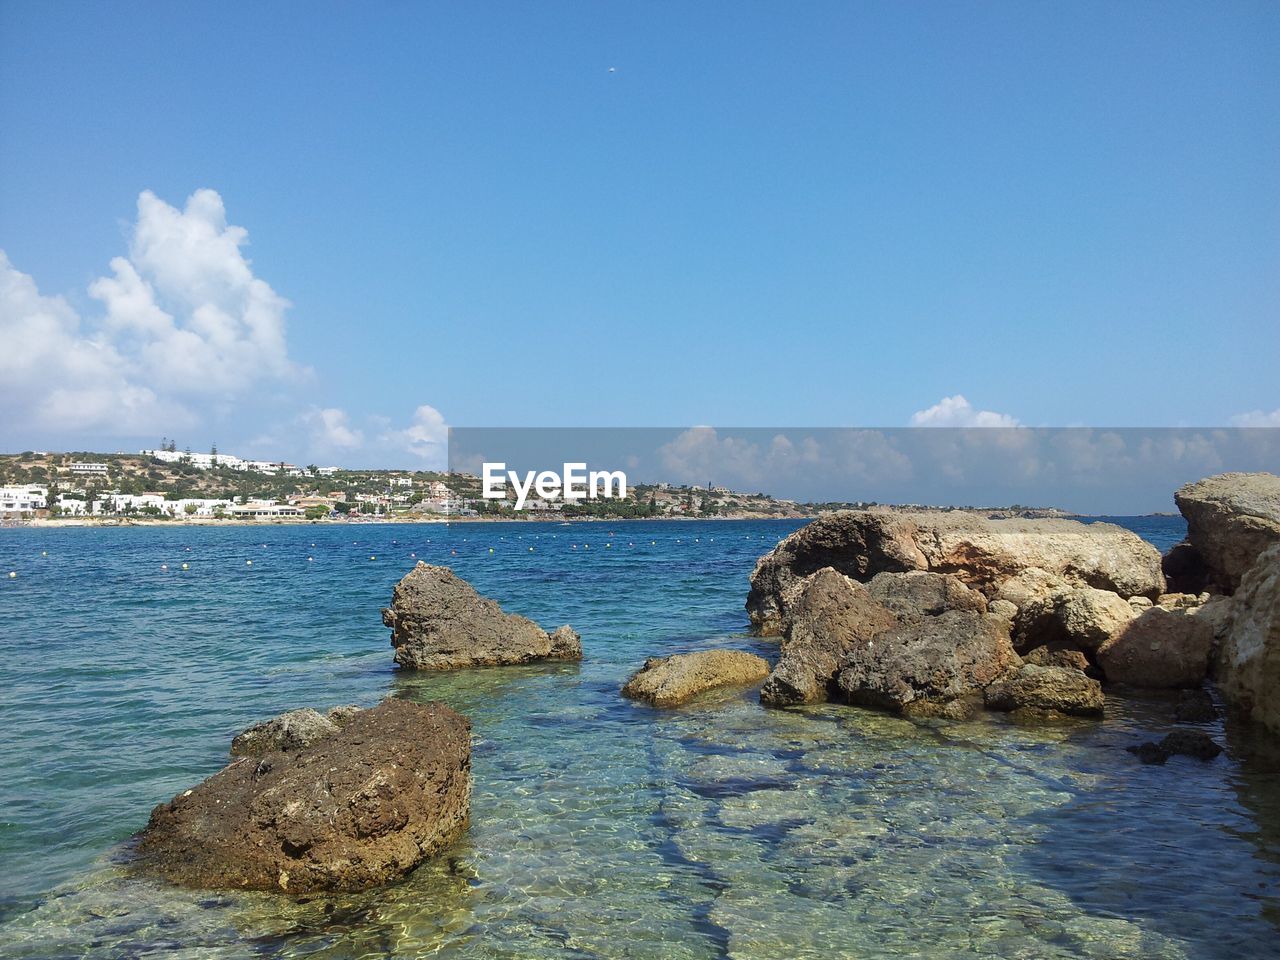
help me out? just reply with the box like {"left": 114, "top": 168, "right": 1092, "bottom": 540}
{"left": 2, "top": 516, "right": 1279, "bottom": 959}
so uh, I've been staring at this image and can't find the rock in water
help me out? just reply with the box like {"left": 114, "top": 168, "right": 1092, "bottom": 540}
{"left": 747, "top": 511, "right": 1162, "bottom": 634}
{"left": 1096, "top": 606, "right": 1215, "bottom": 688}
{"left": 983, "top": 664, "right": 1104, "bottom": 717}
{"left": 622, "top": 650, "right": 770, "bottom": 707}
{"left": 865, "top": 571, "right": 988, "bottom": 620}
{"left": 1127, "top": 730, "right": 1223, "bottom": 765}
{"left": 1173, "top": 688, "right": 1218, "bottom": 723}
{"left": 834, "top": 611, "right": 1020, "bottom": 717}
{"left": 1173, "top": 472, "right": 1280, "bottom": 593}
{"left": 382, "top": 562, "right": 582, "bottom": 670}
{"left": 759, "top": 568, "right": 898, "bottom": 707}
{"left": 230, "top": 708, "right": 340, "bottom": 758}
{"left": 1215, "top": 543, "right": 1280, "bottom": 733}
{"left": 136, "top": 699, "right": 471, "bottom": 893}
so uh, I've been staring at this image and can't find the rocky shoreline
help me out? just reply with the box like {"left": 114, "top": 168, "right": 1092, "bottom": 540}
{"left": 127, "top": 470, "right": 1280, "bottom": 897}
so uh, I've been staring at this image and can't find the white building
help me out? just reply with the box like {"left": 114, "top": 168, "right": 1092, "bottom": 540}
{"left": 229, "top": 501, "right": 304, "bottom": 518}
{"left": 316, "top": 466, "right": 339, "bottom": 477}
{"left": 67, "top": 462, "right": 109, "bottom": 476}
{"left": 390, "top": 477, "right": 413, "bottom": 488}
{"left": 0, "top": 486, "right": 48, "bottom": 515}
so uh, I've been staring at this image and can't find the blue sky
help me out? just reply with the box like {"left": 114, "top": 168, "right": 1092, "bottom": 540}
{"left": 1, "top": 1, "right": 1277, "bottom": 468}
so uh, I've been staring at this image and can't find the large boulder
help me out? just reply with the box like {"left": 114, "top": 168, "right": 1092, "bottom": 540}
{"left": 1011, "top": 585, "right": 1137, "bottom": 655}
{"left": 136, "top": 699, "right": 471, "bottom": 893}
{"left": 382, "top": 563, "right": 582, "bottom": 670}
{"left": 747, "top": 514, "right": 925, "bottom": 634}
{"left": 759, "top": 568, "right": 898, "bottom": 706}
{"left": 747, "top": 511, "right": 1162, "bottom": 633}
{"left": 983, "top": 664, "right": 1104, "bottom": 717}
{"left": 834, "top": 611, "right": 1019, "bottom": 717}
{"left": 622, "top": 650, "right": 770, "bottom": 707}
{"left": 1215, "top": 544, "right": 1280, "bottom": 733}
{"left": 1173, "top": 472, "right": 1280, "bottom": 593}
{"left": 1096, "top": 606, "right": 1215, "bottom": 688}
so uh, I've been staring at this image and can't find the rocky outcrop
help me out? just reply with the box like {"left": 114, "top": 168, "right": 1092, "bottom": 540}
{"left": 1214, "top": 544, "right": 1280, "bottom": 733}
{"left": 1096, "top": 606, "right": 1215, "bottom": 688}
{"left": 136, "top": 699, "right": 471, "bottom": 893}
{"left": 983, "top": 664, "right": 1104, "bottom": 717}
{"left": 1171, "top": 473, "right": 1280, "bottom": 593}
{"left": 747, "top": 511, "right": 1162, "bottom": 634}
{"left": 834, "top": 611, "right": 1019, "bottom": 717}
{"left": 382, "top": 563, "right": 582, "bottom": 670}
{"left": 229, "top": 706, "right": 364, "bottom": 758}
{"left": 622, "top": 650, "right": 770, "bottom": 707}
{"left": 759, "top": 569, "right": 898, "bottom": 706}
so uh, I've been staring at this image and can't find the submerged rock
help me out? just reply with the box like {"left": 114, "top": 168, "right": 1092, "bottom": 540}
{"left": 1127, "top": 730, "right": 1223, "bottom": 765}
{"left": 759, "top": 568, "right": 897, "bottom": 706}
{"left": 1096, "top": 606, "right": 1215, "bottom": 688}
{"left": 1173, "top": 472, "right": 1280, "bottom": 593}
{"left": 1174, "top": 688, "right": 1218, "bottom": 723}
{"left": 983, "top": 664, "right": 1104, "bottom": 717}
{"left": 622, "top": 650, "right": 770, "bottom": 707}
{"left": 834, "top": 611, "right": 1019, "bottom": 716}
{"left": 1214, "top": 543, "right": 1280, "bottom": 733}
{"left": 747, "top": 511, "right": 1162, "bottom": 634}
{"left": 137, "top": 699, "right": 471, "bottom": 893}
{"left": 382, "top": 562, "right": 581, "bottom": 670}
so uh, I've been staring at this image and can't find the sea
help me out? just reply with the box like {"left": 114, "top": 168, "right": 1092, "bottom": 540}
{"left": 1, "top": 516, "right": 1278, "bottom": 959}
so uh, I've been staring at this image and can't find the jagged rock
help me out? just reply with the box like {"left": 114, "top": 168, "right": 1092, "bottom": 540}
{"left": 382, "top": 563, "right": 581, "bottom": 670}
{"left": 1129, "top": 596, "right": 1154, "bottom": 610}
{"left": 622, "top": 650, "right": 770, "bottom": 707}
{"left": 1012, "top": 585, "right": 1136, "bottom": 654}
{"left": 1214, "top": 543, "right": 1280, "bottom": 733}
{"left": 834, "top": 611, "right": 1019, "bottom": 715}
{"left": 983, "top": 664, "right": 1104, "bottom": 717}
{"left": 1174, "top": 472, "right": 1280, "bottom": 592}
{"left": 1127, "top": 730, "right": 1222, "bottom": 765}
{"left": 865, "top": 570, "right": 988, "bottom": 620}
{"left": 230, "top": 708, "right": 340, "bottom": 758}
{"left": 1174, "top": 688, "right": 1218, "bottom": 723}
{"left": 1023, "top": 644, "right": 1092, "bottom": 672}
{"left": 759, "top": 568, "right": 898, "bottom": 706}
{"left": 988, "top": 598, "right": 1019, "bottom": 621}
{"left": 137, "top": 699, "right": 471, "bottom": 893}
{"left": 747, "top": 514, "right": 925, "bottom": 635}
{"left": 747, "top": 512, "right": 1162, "bottom": 634}
{"left": 1096, "top": 606, "right": 1215, "bottom": 688}
{"left": 994, "top": 567, "right": 1071, "bottom": 609}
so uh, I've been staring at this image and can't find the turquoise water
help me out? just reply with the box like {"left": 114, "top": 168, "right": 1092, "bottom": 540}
{"left": 1, "top": 517, "right": 1279, "bottom": 959}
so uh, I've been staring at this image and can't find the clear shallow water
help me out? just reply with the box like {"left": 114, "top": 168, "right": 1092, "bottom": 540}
{"left": 1, "top": 516, "right": 1278, "bottom": 959}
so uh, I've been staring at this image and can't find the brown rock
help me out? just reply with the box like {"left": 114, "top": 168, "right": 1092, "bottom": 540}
{"left": 229, "top": 708, "right": 340, "bottom": 758}
{"left": 1214, "top": 543, "right": 1280, "bottom": 733}
{"left": 1174, "top": 472, "right": 1280, "bottom": 592}
{"left": 759, "top": 568, "right": 898, "bottom": 706}
{"left": 834, "top": 611, "right": 1019, "bottom": 715}
{"left": 983, "top": 664, "right": 1104, "bottom": 717}
{"left": 1012, "top": 585, "right": 1136, "bottom": 654}
{"left": 1096, "top": 606, "right": 1215, "bottom": 688}
{"left": 136, "top": 699, "right": 471, "bottom": 893}
{"left": 865, "top": 570, "right": 988, "bottom": 620}
{"left": 622, "top": 650, "right": 770, "bottom": 707}
{"left": 382, "top": 563, "right": 581, "bottom": 670}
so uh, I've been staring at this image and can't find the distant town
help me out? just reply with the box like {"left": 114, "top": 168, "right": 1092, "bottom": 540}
{"left": 0, "top": 446, "right": 818, "bottom": 524}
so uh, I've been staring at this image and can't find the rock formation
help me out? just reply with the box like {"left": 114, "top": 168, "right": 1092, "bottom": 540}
{"left": 1171, "top": 472, "right": 1280, "bottom": 593}
{"left": 748, "top": 511, "right": 1162, "bottom": 635}
{"left": 382, "top": 563, "right": 582, "bottom": 670}
{"left": 622, "top": 650, "right": 770, "bottom": 707}
{"left": 136, "top": 699, "right": 471, "bottom": 893}
{"left": 1095, "top": 606, "right": 1216, "bottom": 689}
{"left": 983, "top": 663, "right": 1104, "bottom": 717}
{"left": 1214, "top": 543, "right": 1280, "bottom": 733}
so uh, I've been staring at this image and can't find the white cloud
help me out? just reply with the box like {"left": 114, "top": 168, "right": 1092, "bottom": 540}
{"left": 1, "top": 188, "right": 302, "bottom": 437}
{"left": 910, "top": 395, "right": 1020, "bottom": 428}
{"left": 302, "top": 407, "right": 364, "bottom": 451}
{"left": 388, "top": 404, "right": 448, "bottom": 468}
{"left": 1231, "top": 409, "right": 1280, "bottom": 427}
